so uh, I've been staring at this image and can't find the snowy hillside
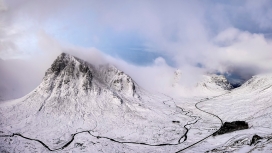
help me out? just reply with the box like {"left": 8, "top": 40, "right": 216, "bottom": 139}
{"left": 195, "top": 74, "right": 233, "bottom": 94}
{"left": 0, "top": 53, "right": 197, "bottom": 152}
{"left": 186, "top": 73, "right": 272, "bottom": 152}
{"left": 0, "top": 53, "right": 272, "bottom": 153}
{"left": 171, "top": 72, "right": 232, "bottom": 97}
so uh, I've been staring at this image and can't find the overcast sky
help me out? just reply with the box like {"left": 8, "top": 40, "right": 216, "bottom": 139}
{"left": 1, "top": 0, "right": 272, "bottom": 99}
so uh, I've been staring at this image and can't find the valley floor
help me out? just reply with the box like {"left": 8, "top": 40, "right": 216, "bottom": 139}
{"left": 1, "top": 55, "right": 272, "bottom": 153}
{"left": 1, "top": 89, "right": 272, "bottom": 153}
{"left": 0, "top": 91, "right": 238, "bottom": 152}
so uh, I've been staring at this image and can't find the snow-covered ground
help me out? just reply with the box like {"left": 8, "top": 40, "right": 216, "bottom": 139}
{"left": 1, "top": 53, "right": 272, "bottom": 153}
{"left": 177, "top": 73, "right": 272, "bottom": 152}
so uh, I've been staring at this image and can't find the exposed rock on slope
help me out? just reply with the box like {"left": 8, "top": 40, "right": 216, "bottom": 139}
{"left": 197, "top": 74, "right": 233, "bottom": 91}
{"left": 0, "top": 53, "right": 192, "bottom": 151}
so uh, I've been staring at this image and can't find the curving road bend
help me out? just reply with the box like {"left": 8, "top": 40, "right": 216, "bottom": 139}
{"left": 0, "top": 92, "right": 228, "bottom": 152}
{"left": 175, "top": 92, "right": 230, "bottom": 153}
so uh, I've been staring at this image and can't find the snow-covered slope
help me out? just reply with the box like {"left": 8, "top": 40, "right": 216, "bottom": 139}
{"left": 188, "top": 73, "right": 272, "bottom": 152}
{"left": 174, "top": 74, "right": 232, "bottom": 97}
{"left": 0, "top": 53, "right": 195, "bottom": 152}
{"left": 196, "top": 74, "right": 232, "bottom": 92}
{"left": 1, "top": 53, "right": 272, "bottom": 153}
{"left": 236, "top": 73, "right": 272, "bottom": 92}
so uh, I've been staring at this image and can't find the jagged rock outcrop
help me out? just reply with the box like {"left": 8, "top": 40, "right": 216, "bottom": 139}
{"left": 210, "top": 75, "right": 233, "bottom": 90}
{"left": 0, "top": 53, "right": 191, "bottom": 152}
{"left": 196, "top": 74, "right": 233, "bottom": 91}
{"left": 41, "top": 53, "right": 138, "bottom": 98}
{"left": 0, "top": 53, "right": 144, "bottom": 146}
{"left": 250, "top": 134, "right": 262, "bottom": 146}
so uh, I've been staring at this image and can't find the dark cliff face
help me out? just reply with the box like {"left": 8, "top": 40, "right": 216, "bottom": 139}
{"left": 42, "top": 53, "right": 138, "bottom": 97}
{"left": 211, "top": 75, "right": 233, "bottom": 90}
{"left": 42, "top": 53, "right": 94, "bottom": 93}
{"left": 50, "top": 53, "right": 69, "bottom": 74}
{"left": 45, "top": 53, "right": 93, "bottom": 78}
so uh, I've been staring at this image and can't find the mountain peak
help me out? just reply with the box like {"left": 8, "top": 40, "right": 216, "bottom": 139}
{"left": 48, "top": 53, "right": 82, "bottom": 74}
{"left": 45, "top": 53, "right": 94, "bottom": 78}
{"left": 20, "top": 52, "right": 141, "bottom": 120}
{"left": 41, "top": 52, "right": 137, "bottom": 99}
{"left": 196, "top": 74, "right": 233, "bottom": 91}
{"left": 207, "top": 74, "right": 233, "bottom": 90}
{"left": 50, "top": 53, "right": 70, "bottom": 73}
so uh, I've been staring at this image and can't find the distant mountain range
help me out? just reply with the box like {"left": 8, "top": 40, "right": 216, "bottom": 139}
{"left": 1, "top": 53, "right": 272, "bottom": 153}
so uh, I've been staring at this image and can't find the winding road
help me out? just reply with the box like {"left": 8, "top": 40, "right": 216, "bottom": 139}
{"left": 175, "top": 92, "right": 229, "bottom": 153}
{"left": 0, "top": 92, "right": 229, "bottom": 152}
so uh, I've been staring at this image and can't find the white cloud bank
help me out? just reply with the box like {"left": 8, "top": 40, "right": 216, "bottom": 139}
{"left": 1, "top": 0, "right": 272, "bottom": 99}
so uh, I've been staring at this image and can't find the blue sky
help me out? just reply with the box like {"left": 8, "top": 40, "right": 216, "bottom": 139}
{"left": 1, "top": 0, "right": 272, "bottom": 89}
{"left": 40, "top": 7, "right": 174, "bottom": 66}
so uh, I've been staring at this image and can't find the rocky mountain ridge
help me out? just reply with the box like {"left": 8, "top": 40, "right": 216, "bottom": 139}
{"left": 0, "top": 53, "right": 193, "bottom": 151}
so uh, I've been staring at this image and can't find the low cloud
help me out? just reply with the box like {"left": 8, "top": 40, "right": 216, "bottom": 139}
{"left": 215, "top": 28, "right": 272, "bottom": 78}
{"left": 1, "top": 0, "right": 272, "bottom": 99}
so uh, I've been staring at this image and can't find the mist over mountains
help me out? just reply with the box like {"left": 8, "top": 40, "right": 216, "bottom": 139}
{"left": 1, "top": 1, "right": 272, "bottom": 152}
{"left": 1, "top": 53, "right": 272, "bottom": 152}
{"left": 0, "top": 53, "right": 240, "bottom": 101}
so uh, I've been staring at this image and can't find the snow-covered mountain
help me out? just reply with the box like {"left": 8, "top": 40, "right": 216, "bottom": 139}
{"left": 236, "top": 73, "right": 272, "bottom": 92}
{"left": 1, "top": 53, "right": 272, "bottom": 153}
{"left": 195, "top": 74, "right": 233, "bottom": 92}
{"left": 171, "top": 72, "right": 232, "bottom": 97}
{"left": 189, "top": 73, "right": 272, "bottom": 152}
{"left": 0, "top": 53, "right": 195, "bottom": 152}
